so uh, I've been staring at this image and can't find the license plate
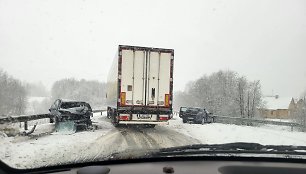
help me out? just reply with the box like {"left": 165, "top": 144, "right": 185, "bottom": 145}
{"left": 137, "top": 114, "right": 152, "bottom": 119}
{"left": 188, "top": 117, "right": 194, "bottom": 120}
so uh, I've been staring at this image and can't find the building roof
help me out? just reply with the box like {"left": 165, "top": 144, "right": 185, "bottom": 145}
{"left": 262, "top": 97, "right": 292, "bottom": 110}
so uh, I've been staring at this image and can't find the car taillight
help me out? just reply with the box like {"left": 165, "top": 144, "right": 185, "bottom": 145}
{"left": 120, "top": 92, "right": 126, "bottom": 106}
{"left": 165, "top": 94, "right": 170, "bottom": 107}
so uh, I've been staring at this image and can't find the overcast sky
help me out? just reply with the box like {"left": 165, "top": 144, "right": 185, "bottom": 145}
{"left": 0, "top": 0, "right": 305, "bottom": 98}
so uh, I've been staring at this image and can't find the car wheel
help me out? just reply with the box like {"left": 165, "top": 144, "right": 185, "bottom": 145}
{"left": 183, "top": 119, "right": 187, "bottom": 123}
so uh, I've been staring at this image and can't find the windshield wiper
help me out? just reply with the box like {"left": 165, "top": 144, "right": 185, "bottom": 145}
{"left": 147, "top": 143, "right": 306, "bottom": 157}
{"left": 102, "top": 143, "right": 306, "bottom": 161}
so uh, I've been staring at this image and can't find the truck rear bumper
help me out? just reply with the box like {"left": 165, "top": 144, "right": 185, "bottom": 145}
{"left": 118, "top": 121, "right": 169, "bottom": 125}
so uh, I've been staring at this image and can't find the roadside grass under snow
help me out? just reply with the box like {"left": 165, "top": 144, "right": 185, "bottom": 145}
{"left": 167, "top": 116, "right": 306, "bottom": 146}
{"left": 0, "top": 112, "right": 113, "bottom": 168}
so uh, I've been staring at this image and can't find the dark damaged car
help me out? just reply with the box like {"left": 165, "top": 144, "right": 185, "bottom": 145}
{"left": 49, "top": 99, "right": 93, "bottom": 132}
{"left": 179, "top": 107, "right": 215, "bottom": 124}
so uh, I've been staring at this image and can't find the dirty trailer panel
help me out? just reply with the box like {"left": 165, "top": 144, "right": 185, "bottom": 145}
{"left": 106, "top": 45, "right": 174, "bottom": 126}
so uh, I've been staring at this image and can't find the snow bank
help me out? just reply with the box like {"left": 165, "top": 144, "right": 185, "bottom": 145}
{"left": 1, "top": 111, "right": 306, "bottom": 169}
{"left": 0, "top": 112, "right": 112, "bottom": 169}
{"left": 167, "top": 116, "right": 306, "bottom": 146}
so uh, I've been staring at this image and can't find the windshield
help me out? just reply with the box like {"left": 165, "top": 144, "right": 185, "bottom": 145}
{"left": 186, "top": 108, "right": 201, "bottom": 112}
{"left": 1, "top": 0, "right": 306, "bottom": 170}
{"left": 60, "top": 102, "right": 91, "bottom": 110}
{"left": 180, "top": 107, "right": 188, "bottom": 112}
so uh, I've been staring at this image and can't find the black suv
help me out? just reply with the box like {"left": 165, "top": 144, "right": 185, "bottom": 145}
{"left": 179, "top": 107, "right": 214, "bottom": 124}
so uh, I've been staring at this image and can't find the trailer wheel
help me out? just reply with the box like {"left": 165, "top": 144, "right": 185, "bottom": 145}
{"left": 112, "top": 117, "right": 119, "bottom": 127}
{"left": 111, "top": 116, "right": 120, "bottom": 127}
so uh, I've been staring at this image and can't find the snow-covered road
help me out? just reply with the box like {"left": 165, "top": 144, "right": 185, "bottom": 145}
{"left": 0, "top": 113, "right": 199, "bottom": 169}
{"left": 1, "top": 113, "right": 306, "bottom": 169}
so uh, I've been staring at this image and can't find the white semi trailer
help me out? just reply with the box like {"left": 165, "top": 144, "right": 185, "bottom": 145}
{"left": 106, "top": 45, "right": 174, "bottom": 127}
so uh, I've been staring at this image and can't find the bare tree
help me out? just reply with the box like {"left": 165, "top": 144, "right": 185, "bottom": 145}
{"left": 292, "top": 98, "right": 306, "bottom": 131}
{"left": 237, "top": 77, "right": 247, "bottom": 118}
{"left": 174, "top": 70, "right": 263, "bottom": 118}
{"left": 51, "top": 78, "right": 106, "bottom": 108}
{"left": 0, "top": 69, "right": 27, "bottom": 115}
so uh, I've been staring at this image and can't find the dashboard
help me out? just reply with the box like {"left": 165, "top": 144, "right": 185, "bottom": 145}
{"left": 2, "top": 158, "right": 306, "bottom": 174}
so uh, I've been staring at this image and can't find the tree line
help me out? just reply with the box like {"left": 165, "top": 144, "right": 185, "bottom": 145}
{"left": 0, "top": 68, "right": 106, "bottom": 115}
{"left": 290, "top": 96, "right": 306, "bottom": 130}
{"left": 0, "top": 69, "right": 27, "bottom": 116}
{"left": 174, "top": 70, "right": 263, "bottom": 118}
{"left": 23, "top": 78, "right": 106, "bottom": 114}
{"left": 51, "top": 78, "right": 106, "bottom": 109}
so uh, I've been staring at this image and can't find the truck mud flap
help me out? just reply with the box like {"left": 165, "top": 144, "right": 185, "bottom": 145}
{"left": 54, "top": 121, "right": 76, "bottom": 134}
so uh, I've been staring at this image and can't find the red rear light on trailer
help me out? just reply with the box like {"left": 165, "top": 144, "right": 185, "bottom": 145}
{"left": 119, "top": 115, "right": 129, "bottom": 120}
{"left": 165, "top": 94, "right": 170, "bottom": 107}
{"left": 159, "top": 115, "right": 169, "bottom": 121}
{"left": 120, "top": 92, "right": 126, "bottom": 106}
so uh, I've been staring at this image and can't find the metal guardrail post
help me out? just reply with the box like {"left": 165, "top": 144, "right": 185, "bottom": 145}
{"left": 24, "top": 121, "right": 28, "bottom": 130}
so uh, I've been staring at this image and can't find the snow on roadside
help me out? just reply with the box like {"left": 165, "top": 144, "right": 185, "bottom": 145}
{"left": 166, "top": 116, "right": 306, "bottom": 146}
{"left": 264, "top": 118, "right": 293, "bottom": 122}
{"left": 0, "top": 112, "right": 112, "bottom": 169}
{"left": 27, "top": 96, "right": 47, "bottom": 103}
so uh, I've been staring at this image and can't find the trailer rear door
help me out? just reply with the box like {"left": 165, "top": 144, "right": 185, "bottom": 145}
{"left": 120, "top": 48, "right": 172, "bottom": 108}
{"left": 146, "top": 51, "right": 172, "bottom": 107}
{"left": 121, "top": 49, "right": 146, "bottom": 106}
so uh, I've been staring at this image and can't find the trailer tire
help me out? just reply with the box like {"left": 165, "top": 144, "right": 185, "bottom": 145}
{"left": 112, "top": 117, "right": 119, "bottom": 127}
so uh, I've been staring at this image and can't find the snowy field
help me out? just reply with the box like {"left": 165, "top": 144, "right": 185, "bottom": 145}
{"left": 1, "top": 112, "right": 306, "bottom": 169}
{"left": 0, "top": 113, "right": 114, "bottom": 168}
{"left": 167, "top": 116, "right": 306, "bottom": 146}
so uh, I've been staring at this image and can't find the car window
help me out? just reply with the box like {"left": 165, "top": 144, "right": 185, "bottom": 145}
{"left": 50, "top": 103, "right": 56, "bottom": 110}
{"left": 60, "top": 102, "right": 86, "bottom": 109}
{"left": 180, "top": 107, "right": 188, "bottom": 112}
{"left": 54, "top": 100, "right": 60, "bottom": 109}
{"left": 187, "top": 108, "right": 200, "bottom": 112}
{"left": 50, "top": 100, "right": 59, "bottom": 109}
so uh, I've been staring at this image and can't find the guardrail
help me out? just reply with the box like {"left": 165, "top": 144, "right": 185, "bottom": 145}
{"left": 0, "top": 109, "right": 106, "bottom": 131}
{"left": 0, "top": 114, "right": 52, "bottom": 124}
{"left": 0, "top": 114, "right": 52, "bottom": 131}
{"left": 173, "top": 110, "right": 304, "bottom": 131}
{"left": 92, "top": 109, "right": 106, "bottom": 115}
{"left": 1, "top": 110, "right": 303, "bottom": 132}
{"left": 212, "top": 115, "right": 303, "bottom": 131}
